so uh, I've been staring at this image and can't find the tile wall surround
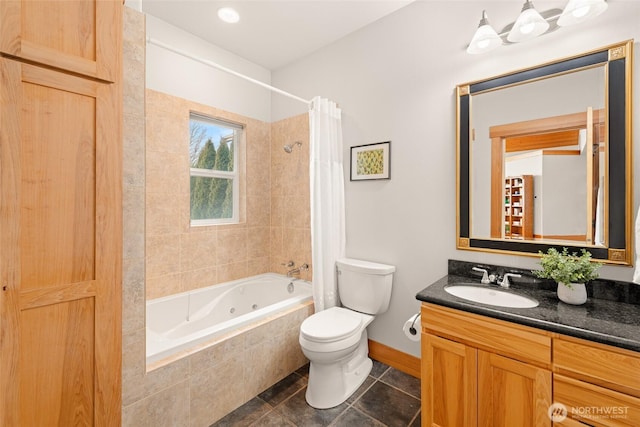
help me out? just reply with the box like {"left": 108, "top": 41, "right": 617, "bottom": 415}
{"left": 270, "top": 114, "right": 313, "bottom": 279}
{"left": 144, "top": 94, "right": 312, "bottom": 300}
{"left": 122, "top": 8, "right": 314, "bottom": 426}
{"left": 145, "top": 89, "right": 268, "bottom": 300}
{"left": 123, "top": 301, "right": 313, "bottom": 427}
{"left": 122, "top": 6, "right": 146, "bottom": 342}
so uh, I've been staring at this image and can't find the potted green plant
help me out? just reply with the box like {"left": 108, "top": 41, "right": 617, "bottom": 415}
{"left": 533, "top": 247, "right": 601, "bottom": 305}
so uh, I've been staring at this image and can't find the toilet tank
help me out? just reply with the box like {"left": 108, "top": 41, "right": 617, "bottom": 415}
{"left": 336, "top": 258, "right": 395, "bottom": 315}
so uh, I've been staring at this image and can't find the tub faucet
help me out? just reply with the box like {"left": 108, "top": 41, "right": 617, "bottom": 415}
{"left": 287, "top": 263, "right": 309, "bottom": 277}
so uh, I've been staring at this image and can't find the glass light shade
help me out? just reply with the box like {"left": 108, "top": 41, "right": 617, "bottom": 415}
{"left": 507, "top": 1, "right": 550, "bottom": 43}
{"left": 558, "top": 0, "right": 608, "bottom": 26}
{"left": 467, "top": 11, "right": 502, "bottom": 54}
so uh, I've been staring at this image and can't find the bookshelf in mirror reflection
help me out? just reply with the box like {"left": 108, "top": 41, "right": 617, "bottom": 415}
{"left": 504, "top": 175, "right": 533, "bottom": 240}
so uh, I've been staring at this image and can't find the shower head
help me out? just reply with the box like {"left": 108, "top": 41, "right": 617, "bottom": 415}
{"left": 284, "top": 141, "right": 302, "bottom": 153}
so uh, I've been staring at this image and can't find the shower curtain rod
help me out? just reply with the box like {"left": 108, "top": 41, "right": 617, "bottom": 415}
{"left": 146, "top": 37, "right": 312, "bottom": 106}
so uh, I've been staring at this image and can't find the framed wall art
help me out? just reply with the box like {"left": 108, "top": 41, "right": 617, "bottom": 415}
{"left": 350, "top": 141, "right": 391, "bottom": 181}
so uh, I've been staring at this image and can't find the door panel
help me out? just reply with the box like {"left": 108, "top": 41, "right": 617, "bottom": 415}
{"left": 478, "top": 350, "right": 551, "bottom": 427}
{"left": 0, "top": 0, "right": 120, "bottom": 81}
{"left": 423, "top": 333, "right": 477, "bottom": 427}
{"left": 20, "top": 77, "right": 96, "bottom": 289}
{"left": 20, "top": 298, "right": 95, "bottom": 426}
{"left": 0, "top": 58, "right": 121, "bottom": 426}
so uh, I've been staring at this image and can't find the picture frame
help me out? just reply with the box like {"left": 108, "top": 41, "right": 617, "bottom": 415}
{"left": 350, "top": 141, "right": 391, "bottom": 181}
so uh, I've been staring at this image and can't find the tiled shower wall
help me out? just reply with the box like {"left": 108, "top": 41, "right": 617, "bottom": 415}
{"left": 144, "top": 89, "right": 273, "bottom": 299}
{"left": 270, "top": 114, "right": 312, "bottom": 279}
{"left": 122, "top": 7, "right": 313, "bottom": 426}
{"left": 144, "top": 94, "right": 312, "bottom": 300}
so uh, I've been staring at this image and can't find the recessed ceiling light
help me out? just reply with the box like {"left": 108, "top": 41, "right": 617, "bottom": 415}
{"left": 218, "top": 7, "right": 240, "bottom": 24}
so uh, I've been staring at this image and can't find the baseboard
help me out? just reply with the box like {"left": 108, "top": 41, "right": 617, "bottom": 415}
{"left": 368, "top": 339, "right": 421, "bottom": 379}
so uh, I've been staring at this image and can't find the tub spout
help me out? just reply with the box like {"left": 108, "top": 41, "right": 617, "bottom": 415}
{"left": 287, "top": 263, "right": 309, "bottom": 277}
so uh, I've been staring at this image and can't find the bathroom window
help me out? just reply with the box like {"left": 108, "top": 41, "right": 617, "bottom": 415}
{"left": 189, "top": 113, "right": 241, "bottom": 225}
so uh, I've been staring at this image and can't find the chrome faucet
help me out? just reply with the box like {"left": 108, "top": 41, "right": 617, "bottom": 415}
{"left": 498, "top": 273, "right": 521, "bottom": 288}
{"left": 472, "top": 267, "right": 490, "bottom": 284}
{"left": 287, "top": 263, "right": 309, "bottom": 277}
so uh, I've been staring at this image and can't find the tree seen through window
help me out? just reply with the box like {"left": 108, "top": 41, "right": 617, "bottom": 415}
{"left": 189, "top": 115, "right": 240, "bottom": 223}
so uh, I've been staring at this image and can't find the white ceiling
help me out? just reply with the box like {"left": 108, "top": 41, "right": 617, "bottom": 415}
{"left": 140, "top": 0, "right": 414, "bottom": 70}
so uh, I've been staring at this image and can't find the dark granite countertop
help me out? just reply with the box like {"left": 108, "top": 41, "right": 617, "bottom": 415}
{"left": 416, "top": 261, "right": 640, "bottom": 353}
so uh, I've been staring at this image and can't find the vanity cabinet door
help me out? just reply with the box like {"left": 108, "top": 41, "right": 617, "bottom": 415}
{"left": 478, "top": 350, "right": 552, "bottom": 427}
{"left": 423, "top": 333, "right": 477, "bottom": 427}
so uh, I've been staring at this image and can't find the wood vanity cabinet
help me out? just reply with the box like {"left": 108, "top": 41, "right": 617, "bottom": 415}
{"left": 421, "top": 303, "right": 640, "bottom": 427}
{"left": 422, "top": 304, "right": 552, "bottom": 427}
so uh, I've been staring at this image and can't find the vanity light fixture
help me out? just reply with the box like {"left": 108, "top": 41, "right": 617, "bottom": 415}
{"left": 467, "top": 0, "right": 608, "bottom": 54}
{"left": 507, "top": 1, "right": 549, "bottom": 43}
{"left": 558, "top": 0, "right": 608, "bottom": 26}
{"left": 217, "top": 7, "right": 240, "bottom": 24}
{"left": 466, "top": 11, "right": 503, "bottom": 54}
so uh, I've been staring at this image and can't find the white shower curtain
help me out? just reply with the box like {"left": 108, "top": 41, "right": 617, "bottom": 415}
{"left": 309, "top": 96, "right": 346, "bottom": 311}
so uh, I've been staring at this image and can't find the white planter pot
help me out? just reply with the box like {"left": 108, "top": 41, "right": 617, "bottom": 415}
{"left": 557, "top": 282, "right": 587, "bottom": 305}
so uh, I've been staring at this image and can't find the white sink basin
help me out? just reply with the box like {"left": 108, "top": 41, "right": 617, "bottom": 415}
{"left": 444, "top": 285, "right": 539, "bottom": 308}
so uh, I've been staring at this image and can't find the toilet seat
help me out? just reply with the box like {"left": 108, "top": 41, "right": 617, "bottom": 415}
{"left": 300, "top": 307, "right": 362, "bottom": 343}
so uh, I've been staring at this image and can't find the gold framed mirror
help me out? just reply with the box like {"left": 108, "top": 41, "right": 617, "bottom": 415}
{"left": 456, "top": 40, "right": 633, "bottom": 265}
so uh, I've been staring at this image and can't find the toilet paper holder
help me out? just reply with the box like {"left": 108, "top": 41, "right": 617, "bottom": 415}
{"left": 408, "top": 313, "right": 420, "bottom": 336}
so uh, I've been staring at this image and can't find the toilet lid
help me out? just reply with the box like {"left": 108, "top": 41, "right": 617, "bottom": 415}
{"left": 300, "top": 307, "right": 362, "bottom": 343}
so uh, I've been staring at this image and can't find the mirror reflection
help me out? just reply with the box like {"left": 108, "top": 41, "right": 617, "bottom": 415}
{"left": 457, "top": 40, "right": 632, "bottom": 264}
{"left": 470, "top": 66, "right": 606, "bottom": 246}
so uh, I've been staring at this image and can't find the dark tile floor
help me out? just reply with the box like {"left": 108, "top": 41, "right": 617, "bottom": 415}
{"left": 211, "top": 360, "right": 421, "bottom": 427}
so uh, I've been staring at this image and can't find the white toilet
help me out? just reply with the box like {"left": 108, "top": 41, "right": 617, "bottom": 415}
{"left": 299, "top": 257, "right": 395, "bottom": 409}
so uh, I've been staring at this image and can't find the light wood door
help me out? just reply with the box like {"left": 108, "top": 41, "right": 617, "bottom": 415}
{"left": 478, "top": 350, "right": 551, "bottom": 427}
{"left": 0, "top": 59, "right": 121, "bottom": 425}
{"left": 423, "top": 333, "right": 477, "bottom": 427}
{"left": 0, "top": 0, "right": 121, "bottom": 81}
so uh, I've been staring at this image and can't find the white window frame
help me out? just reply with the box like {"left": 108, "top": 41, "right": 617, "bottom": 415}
{"left": 189, "top": 113, "right": 241, "bottom": 226}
